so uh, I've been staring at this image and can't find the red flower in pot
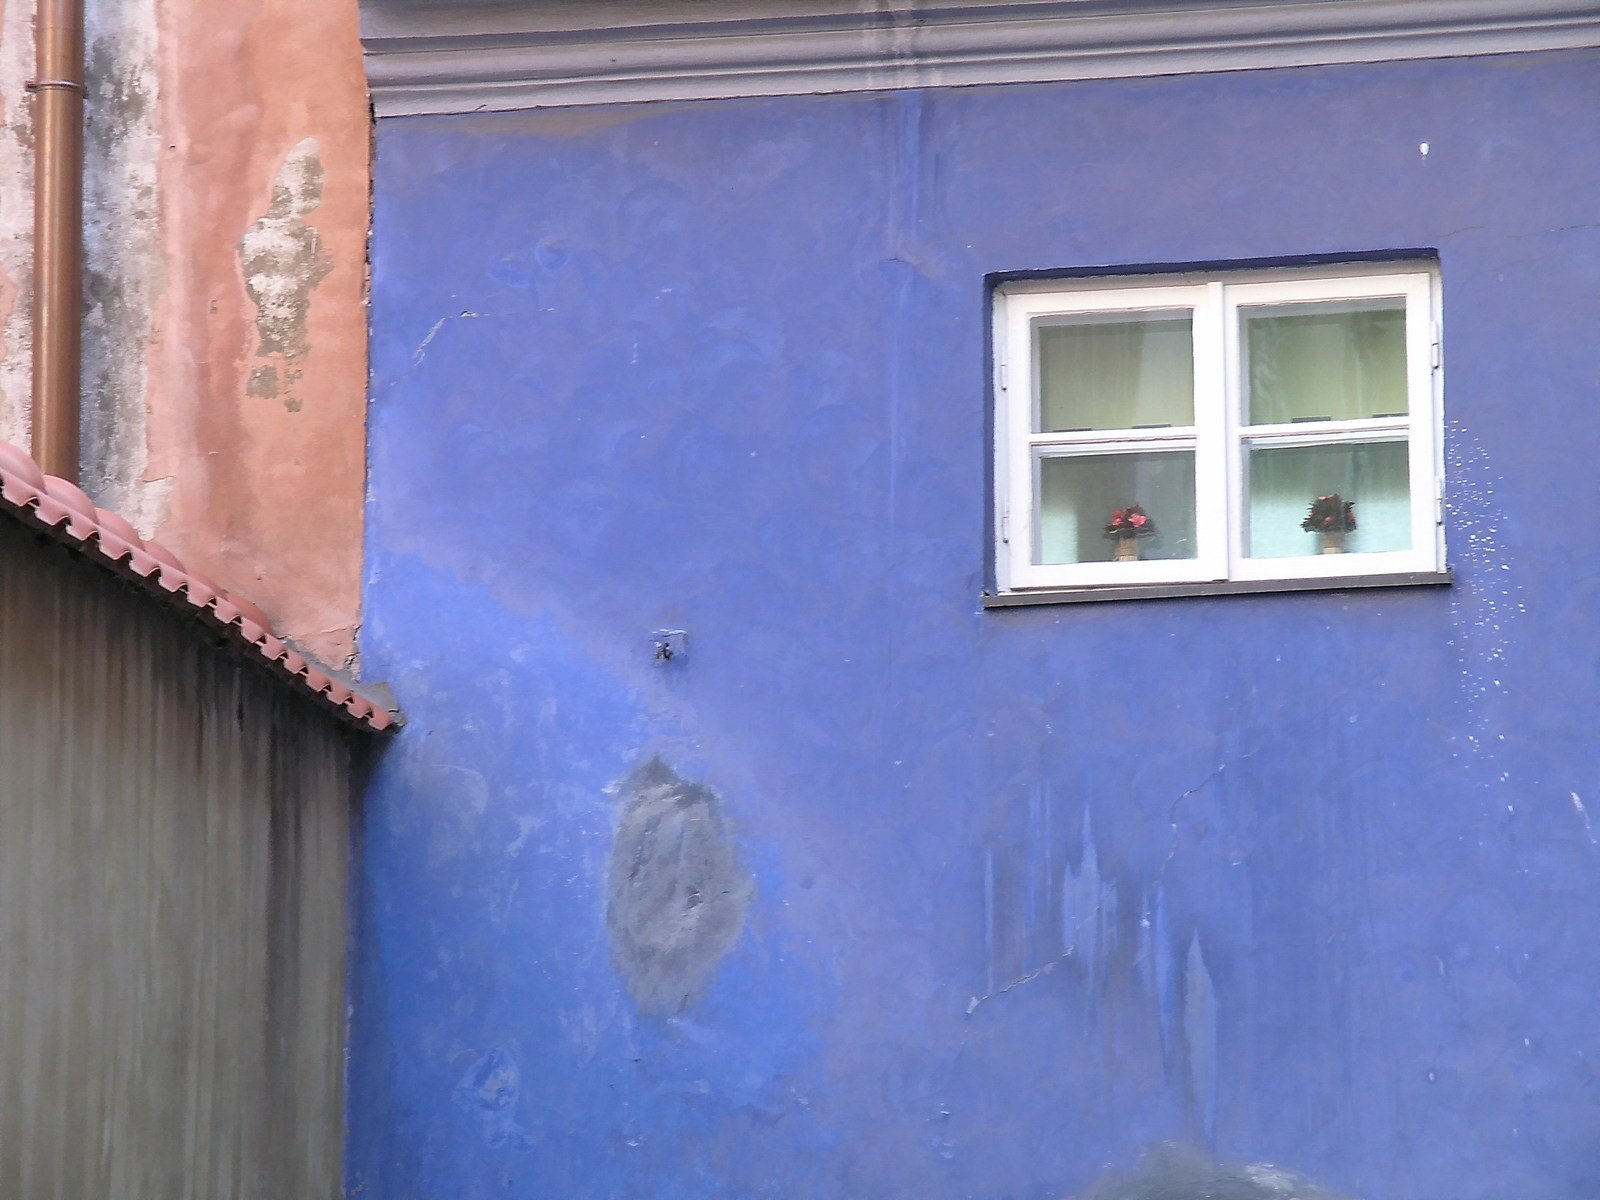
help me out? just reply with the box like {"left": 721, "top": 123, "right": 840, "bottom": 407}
{"left": 1105, "top": 503, "right": 1157, "bottom": 561}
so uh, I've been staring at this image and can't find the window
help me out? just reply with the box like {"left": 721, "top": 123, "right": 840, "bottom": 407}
{"left": 991, "top": 264, "right": 1443, "bottom": 597}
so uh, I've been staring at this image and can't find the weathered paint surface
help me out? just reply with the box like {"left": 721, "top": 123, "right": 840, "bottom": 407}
{"left": 82, "top": 0, "right": 165, "bottom": 534}
{"left": 148, "top": 0, "right": 369, "bottom": 664}
{"left": 353, "top": 51, "right": 1600, "bottom": 1200}
{"left": 0, "top": 0, "right": 35, "bottom": 439}
{"left": 238, "top": 137, "right": 335, "bottom": 400}
{"left": 0, "top": 515, "right": 352, "bottom": 1198}
{"left": 0, "top": 0, "right": 369, "bottom": 664}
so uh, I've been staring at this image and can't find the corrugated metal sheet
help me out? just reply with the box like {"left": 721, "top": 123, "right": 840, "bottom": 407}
{"left": 0, "top": 516, "right": 352, "bottom": 1198}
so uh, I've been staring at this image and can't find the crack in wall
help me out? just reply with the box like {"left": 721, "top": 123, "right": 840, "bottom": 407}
{"left": 965, "top": 951, "right": 1071, "bottom": 1015}
{"left": 1155, "top": 747, "right": 1261, "bottom": 884}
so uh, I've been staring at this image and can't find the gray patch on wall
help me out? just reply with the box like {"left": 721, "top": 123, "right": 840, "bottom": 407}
{"left": 606, "top": 759, "right": 754, "bottom": 1015}
{"left": 239, "top": 138, "right": 331, "bottom": 409}
{"left": 1072, "top": 1143, "right": 1356, "bottom": 1200}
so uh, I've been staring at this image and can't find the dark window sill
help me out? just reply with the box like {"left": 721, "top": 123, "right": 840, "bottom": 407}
{"left": 982, "top": 569, "right": 1452, "bottom": 608}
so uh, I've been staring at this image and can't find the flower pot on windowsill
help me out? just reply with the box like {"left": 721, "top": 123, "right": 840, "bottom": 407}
{"left": 1105, "top": 505, "right": 1155, "bottom": 560}
{"left": 1303, "top": 495, "right": 1356, "bottom": 557}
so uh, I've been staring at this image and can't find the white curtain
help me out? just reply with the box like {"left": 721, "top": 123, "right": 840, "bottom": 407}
{"left": 1037, "top": 315, "right": 1194, "bottom": 432}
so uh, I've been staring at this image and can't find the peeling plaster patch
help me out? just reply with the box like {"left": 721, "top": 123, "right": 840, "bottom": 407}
{"left": 239, "top": 138, "right": 331, "bottom": 410}
{"left": 1073, "top": 1143, "right": 1356, "bottom": 1200}
{"left": 605, "top": 759, "right": 754, "bottom": 1015}
{"left": 0, "top": 0, "right": 34, "bottom": 446}
{"left": 133, "top": 474, "right": 174, "bottom": 541}
{"left": 247, "top": 365, "right": 281, "bottom": 399}
{"left": 81, "top": 0, "right": 166, "bottom": 535}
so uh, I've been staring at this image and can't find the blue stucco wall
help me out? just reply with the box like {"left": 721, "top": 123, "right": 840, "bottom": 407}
{"left": 351, "top": 50, "right": 1600, "bottom": 1200}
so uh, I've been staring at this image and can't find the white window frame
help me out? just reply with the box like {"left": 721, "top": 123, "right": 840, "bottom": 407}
{"left": 992, "top": 264, "right": 1443, "bottom": 595}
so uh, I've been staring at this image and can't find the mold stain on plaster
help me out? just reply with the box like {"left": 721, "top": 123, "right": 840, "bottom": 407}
{"left": 605, "top": 759, "right": 754, "bottom": 1016}
{"left": 239, "top": 137, "right": 332, "bottom": 412}
{"left": 1072, "top": 1143, "right": 1355, "bottom": 1200}
{"left": 81, "top": 0, "right": 168, "bottom": 536}
{"left": 0, "top": 0, "right": 35, "bottom": 447}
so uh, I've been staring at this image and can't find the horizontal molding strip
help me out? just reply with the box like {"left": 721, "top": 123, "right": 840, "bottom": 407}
{"left": 361, "top": 0, "right": 1600, "bottom": 117}
{"left": 982, "top": 569, "right": 1453, "bottom": 607}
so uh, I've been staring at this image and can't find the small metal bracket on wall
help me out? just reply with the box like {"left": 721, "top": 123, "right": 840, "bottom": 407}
{"left": 651, "top": 630, "right": 686, "bottom": 665}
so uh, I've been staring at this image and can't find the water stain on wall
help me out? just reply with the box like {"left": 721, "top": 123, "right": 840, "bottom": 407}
{"left": 606, "top": 759, "right": 754, "bottom": 1015}
{"left": 238, "top": 137, "right": 332, "bottom": 410}
{"left": 1073, "top": 1143, "right": 1355, "bottom": 1200}
{"left": 1182, "top": 934, "right": 1219, "bottom": 1144}
{"left": 978, "top": 801, "right": 1224, "bottom": 1142}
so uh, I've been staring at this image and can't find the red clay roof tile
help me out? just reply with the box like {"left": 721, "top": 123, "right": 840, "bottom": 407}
{"left": 0, "top": 437, "right": 398, "bottom": 734}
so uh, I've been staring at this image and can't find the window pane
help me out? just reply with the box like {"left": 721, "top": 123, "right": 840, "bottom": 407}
{"left": 1244, "top": 299, "right": 1407, "bottom": 425}
{"left": 1037, "top": 312, "right": 1194, "bottom": 432}
{"left": 1038, "top": 451, "right": 1197, "bottom": 565}
{"left": 1246, "top": 440, "right": 1411, "bottom": 559}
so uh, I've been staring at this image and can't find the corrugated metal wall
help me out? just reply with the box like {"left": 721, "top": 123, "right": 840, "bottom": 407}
{"left": 0, "top": 517, "right": 352, "bottom": 1199}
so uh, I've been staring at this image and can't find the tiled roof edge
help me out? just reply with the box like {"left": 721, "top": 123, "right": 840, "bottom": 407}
{"left": 0, "top": 438, "right": 400, "bottom": 734}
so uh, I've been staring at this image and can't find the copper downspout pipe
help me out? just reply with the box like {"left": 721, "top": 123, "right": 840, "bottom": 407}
{"left": 29, "top": 0, "right": 85, "bottom": 482}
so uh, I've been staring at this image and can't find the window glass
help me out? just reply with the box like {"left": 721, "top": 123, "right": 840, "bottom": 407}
{"left": 1038, "top": 451, "right": 1197, "bottom": 565}
{"left": 1246, "top": 440, "right": 1411, "bottom": 559}
{"left": 1243, "top": 299, "right": 1407, "bottom": 425}
{"left": 1037, "top": 312, "right": 1194, "bottom": 432}
{"left": 996, "top": 268, "right": 1438, "bottom": 594}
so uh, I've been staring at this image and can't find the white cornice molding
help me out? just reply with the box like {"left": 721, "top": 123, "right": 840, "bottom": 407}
{"left": 360, "top": 0, "right": 1600, "bottom": 118}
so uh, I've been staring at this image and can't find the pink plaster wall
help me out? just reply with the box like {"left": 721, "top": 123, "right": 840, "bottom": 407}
{"left": 0, "top": 0, "right": 370, "bottom": 667}
{"left": 149, "top": 0, "right": 369, "bottom": 665}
